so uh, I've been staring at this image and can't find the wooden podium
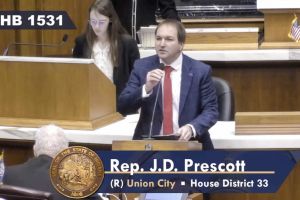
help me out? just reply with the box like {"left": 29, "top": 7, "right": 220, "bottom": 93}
{"left": 0, "top": 56, "right": 122, "bottom": 130}
{"left": 258, "top": 0, "right": 300, "bottom": 48}
{"left": 112, "top": 140, "right": 203, "bottom": 200}
{"left": 112, "top": 140, "right": 202, "bottom": 151}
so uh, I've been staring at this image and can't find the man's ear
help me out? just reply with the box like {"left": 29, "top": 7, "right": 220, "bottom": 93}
{"left": 179, "top": 43, "right": 184, "bottom": 52}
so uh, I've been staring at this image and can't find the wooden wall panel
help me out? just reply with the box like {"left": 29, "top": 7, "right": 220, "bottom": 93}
{"left": 15, "top": 0, "right": 41, "bottom": 56}
{"left": 40, "top": 0, "right": 94, "bottom": 57}
{"left": 264, "top": 13, "right": 298, "bottom": 42}
{"left": 0, "top": 0, "right": 94, "bottom": 57}
{"left": 209, "top": 61, "right": 300, "bottom": 112}
{"left": 0, "top": 1, "right": 16, "bottom": 56}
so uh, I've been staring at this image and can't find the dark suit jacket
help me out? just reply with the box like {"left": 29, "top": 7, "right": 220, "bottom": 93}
{"left": 3, "top": 155, "right": 69, "bottom": 200}
{"left": 111, "top": 0, "right": 180, "bottom": 35}
{"left": 118, "top": 54, "right": 218, "bottom": 150}
{"left": 73, "top": 34, "right": 140, "bottom": 98}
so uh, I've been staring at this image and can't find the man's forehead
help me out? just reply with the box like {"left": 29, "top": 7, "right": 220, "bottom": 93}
{"left": 156, "top": 24, "right": 177, "bottom": 36}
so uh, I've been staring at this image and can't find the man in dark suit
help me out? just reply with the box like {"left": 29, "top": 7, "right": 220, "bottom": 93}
{"left": 111, "top": 0, "right": 180, "bottom": 39}
{"left": 118, "top": 19, "right": 218, "bottom": 150}
{"left": 3, "top": 125, "right": 70, "bottom": 200}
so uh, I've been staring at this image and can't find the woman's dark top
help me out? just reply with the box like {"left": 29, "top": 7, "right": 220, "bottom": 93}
{"left": 73, "top": 34, "right": 140, "bottom": 98}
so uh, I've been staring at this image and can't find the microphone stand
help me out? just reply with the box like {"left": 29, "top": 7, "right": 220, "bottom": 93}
{"left": 147, "top": 82, "right": 162, "bottom": 140}
{"left": 147, "top": 63, "right": 165, "bottom": 139}
{"left": 3, "top": 34, "right": 68, "bottom": 56}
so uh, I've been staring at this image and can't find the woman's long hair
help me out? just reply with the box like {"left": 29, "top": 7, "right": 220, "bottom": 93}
{"left": 85, "top": 0, "right": 127, "bottom": 66}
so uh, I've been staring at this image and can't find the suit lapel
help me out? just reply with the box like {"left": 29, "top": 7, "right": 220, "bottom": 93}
{"left": 179, "top": 56, "right": 193, "bottom": 116}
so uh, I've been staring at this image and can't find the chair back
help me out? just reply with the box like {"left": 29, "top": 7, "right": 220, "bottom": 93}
{"left": 0, "top": 184, "right": 53, "bottom": 200}
{"left": 212, "top": 77, "right": 235, "bottom": 121}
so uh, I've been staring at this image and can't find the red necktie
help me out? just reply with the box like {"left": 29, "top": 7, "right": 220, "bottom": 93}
{"left": 163, "top": 66, "right": 173, "bottom": 135}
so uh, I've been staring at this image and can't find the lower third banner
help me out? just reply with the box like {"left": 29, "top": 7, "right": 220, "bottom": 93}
{"left": 95, "top": 150, "right": 296, "bottom": 193}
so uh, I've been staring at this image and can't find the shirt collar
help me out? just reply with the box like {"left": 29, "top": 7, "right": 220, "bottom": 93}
{"left": 160, "top": 53, "right": 183, "bottom": 71}
{"left": 93, "top": 41, "right": 109, "bottom": 53}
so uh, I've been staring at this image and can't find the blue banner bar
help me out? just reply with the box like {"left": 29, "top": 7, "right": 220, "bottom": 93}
{"left": 0, "top": 11, "right": 75, "bottom": 29}
{"left": 96, "top": 151, "right": 296, "bottom": 193}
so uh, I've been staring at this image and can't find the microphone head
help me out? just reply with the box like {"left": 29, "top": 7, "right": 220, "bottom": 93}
{"left": 62, "top": 34, "right": 68, "bottom": 42}
{"left": 159, "top": 63, "right": 165, "bottom": 70}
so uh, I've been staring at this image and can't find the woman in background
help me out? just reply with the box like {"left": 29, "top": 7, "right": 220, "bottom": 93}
{"left": 73, "top": 0, "right": 140, "bottom": 98}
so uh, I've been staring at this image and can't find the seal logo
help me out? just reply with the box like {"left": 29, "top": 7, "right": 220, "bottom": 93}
{"left": 50, "top": 146, "right": 104, "bottom": 199}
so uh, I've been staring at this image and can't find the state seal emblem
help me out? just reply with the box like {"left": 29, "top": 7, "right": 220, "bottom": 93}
{"left": 50, "top": 146, "right": 104, "bottom": 198}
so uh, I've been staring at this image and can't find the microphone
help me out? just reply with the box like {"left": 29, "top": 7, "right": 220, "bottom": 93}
{"left": 147, "top": 63, "right": 165, "bottom": 139}
{"left": 158, "top": 62, "right": 165, "bottom": 70}
{"left": 3, "top": 34, "right": 68, "bottom": 56}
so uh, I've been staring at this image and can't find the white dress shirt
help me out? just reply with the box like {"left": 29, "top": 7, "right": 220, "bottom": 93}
{"left": 92, "top": 42, "right": 113, "bottom": 82}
